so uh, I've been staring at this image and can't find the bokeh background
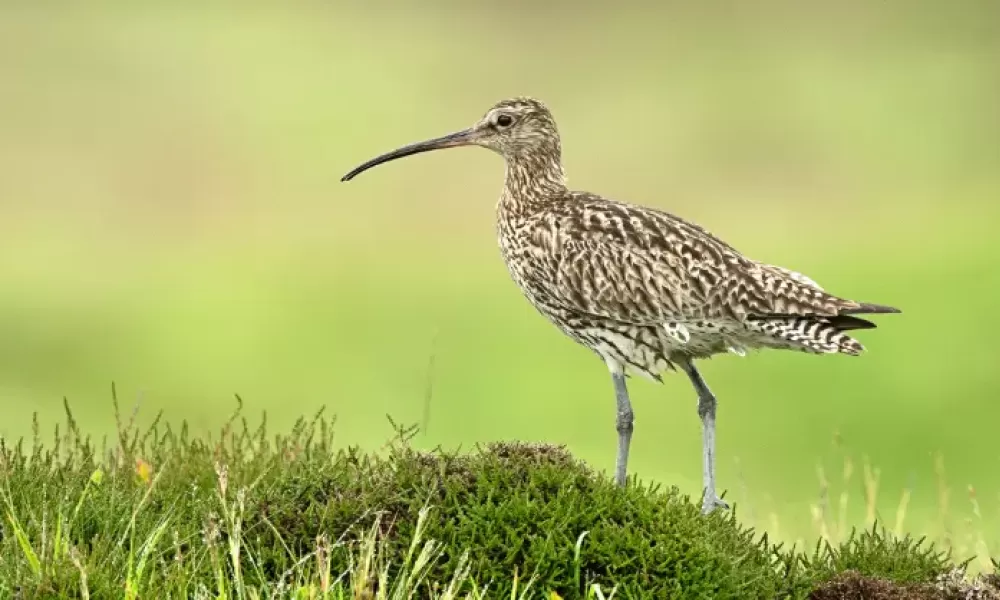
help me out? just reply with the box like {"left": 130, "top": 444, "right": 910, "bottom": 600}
{"left": 2, "top": 2, "right": 998, "bottom": 564}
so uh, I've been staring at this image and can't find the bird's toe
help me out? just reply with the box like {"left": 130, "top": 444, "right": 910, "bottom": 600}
{"left": 701, "top": 496, "right": 730, "bottom": 515}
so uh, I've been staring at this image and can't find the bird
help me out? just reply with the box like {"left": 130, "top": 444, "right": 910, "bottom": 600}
{"left": 341, "top": 97, "right": 899, "bottom": 514}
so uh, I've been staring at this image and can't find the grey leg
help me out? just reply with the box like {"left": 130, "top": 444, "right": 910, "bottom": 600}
{"left": 679, "top": 360, "right": 729, "bottom": 514}
{"left": 611, "top": 372, "right": 633, "bottom": 487}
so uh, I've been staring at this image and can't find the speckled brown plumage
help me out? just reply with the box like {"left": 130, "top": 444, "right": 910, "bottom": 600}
{"left": 497, "top": 188, "right": 898, "bottom": 379}
{"left": 342, "top": 96, "right": 900, "bottom": 513}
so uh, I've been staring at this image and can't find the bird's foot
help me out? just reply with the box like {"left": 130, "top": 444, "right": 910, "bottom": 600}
{"left": 701, "top": 494, "right": 729, "bottom": 515}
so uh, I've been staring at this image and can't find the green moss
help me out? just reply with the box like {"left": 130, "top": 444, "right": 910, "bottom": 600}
{"left": 0, "top": 400, "right": 987, "bottom": 599}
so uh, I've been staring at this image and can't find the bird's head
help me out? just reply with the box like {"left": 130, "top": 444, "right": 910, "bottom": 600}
{"left": 341, "top": 97, "right": 562, "bottom": 182}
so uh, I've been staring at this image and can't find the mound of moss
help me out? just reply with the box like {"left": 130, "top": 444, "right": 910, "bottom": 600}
{"left": 255, "top": 438, "right": 803, "bottom": 598}
{"left": 0, "top": 399, "right": 989, "bottom": 598}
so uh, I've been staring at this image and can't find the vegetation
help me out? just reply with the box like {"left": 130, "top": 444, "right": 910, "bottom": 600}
{"left": 2, "top": 3, "right": 1000, "bottom": 554}
{"left": 2, "top": 398, "right": 996, "bottom": 599}
{"left": 2, "top": 4, "right": 998, "bottom": 599}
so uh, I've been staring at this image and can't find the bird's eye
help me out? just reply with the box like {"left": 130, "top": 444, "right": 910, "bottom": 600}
{"left": 496, "top": 114, "right": 513, "bottom": 127}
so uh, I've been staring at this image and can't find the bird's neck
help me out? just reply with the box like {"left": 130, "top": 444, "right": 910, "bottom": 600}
{"left": 500, "top": 152, "right": 567, "bottom": 213}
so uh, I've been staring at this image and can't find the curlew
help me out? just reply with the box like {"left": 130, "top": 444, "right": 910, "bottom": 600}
{"left": 341, "top": 97, "right": 899, "bottom": 514}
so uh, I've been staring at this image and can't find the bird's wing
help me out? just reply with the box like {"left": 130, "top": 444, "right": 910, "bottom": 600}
{"left": 535, "top": 196, "right": 863, "bottom": 324}
{"left": 757, "top": 264, "right": 824, "bottom": 290}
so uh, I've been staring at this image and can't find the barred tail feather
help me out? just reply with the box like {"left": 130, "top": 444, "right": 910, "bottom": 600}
{"left": 747, "top": 316, "right": 867, "bottom": 356}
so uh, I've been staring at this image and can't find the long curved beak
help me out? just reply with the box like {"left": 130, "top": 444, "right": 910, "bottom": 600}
{"left": 341, "top": 128, "right": 479, "bottom": 182}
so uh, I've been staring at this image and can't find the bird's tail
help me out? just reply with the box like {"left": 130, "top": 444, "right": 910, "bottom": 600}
{"left": 841, "top": 301, "right": 902, "bottom": 316}
{"left": 747, "top": 315, "right": 875, "bottom": 356}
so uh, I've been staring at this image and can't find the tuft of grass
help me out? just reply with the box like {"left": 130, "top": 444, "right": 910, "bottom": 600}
{"left": 799, "top": 524, "right": 959, "bottom": 584}
{"left": 0, "top": 394, "right": 994, "bottom": 599}
{"left": 745, "top": 434, "right": 997, "bottom": 576}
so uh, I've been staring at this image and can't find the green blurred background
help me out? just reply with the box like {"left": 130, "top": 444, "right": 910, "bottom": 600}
{"left": 1, "top": 2, "right": 997, "bottom": 563}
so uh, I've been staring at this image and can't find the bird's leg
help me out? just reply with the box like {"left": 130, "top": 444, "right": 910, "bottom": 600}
{"left": 611, "top": 372, "right": 633, "bottom": 487}
{"left": 679, "top": 360, "right": 729, "bottom": 514}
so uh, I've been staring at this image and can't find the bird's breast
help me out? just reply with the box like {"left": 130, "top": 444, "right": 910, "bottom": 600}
{"left": 496, "top": 226, "right": 562, "bottom": 312}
